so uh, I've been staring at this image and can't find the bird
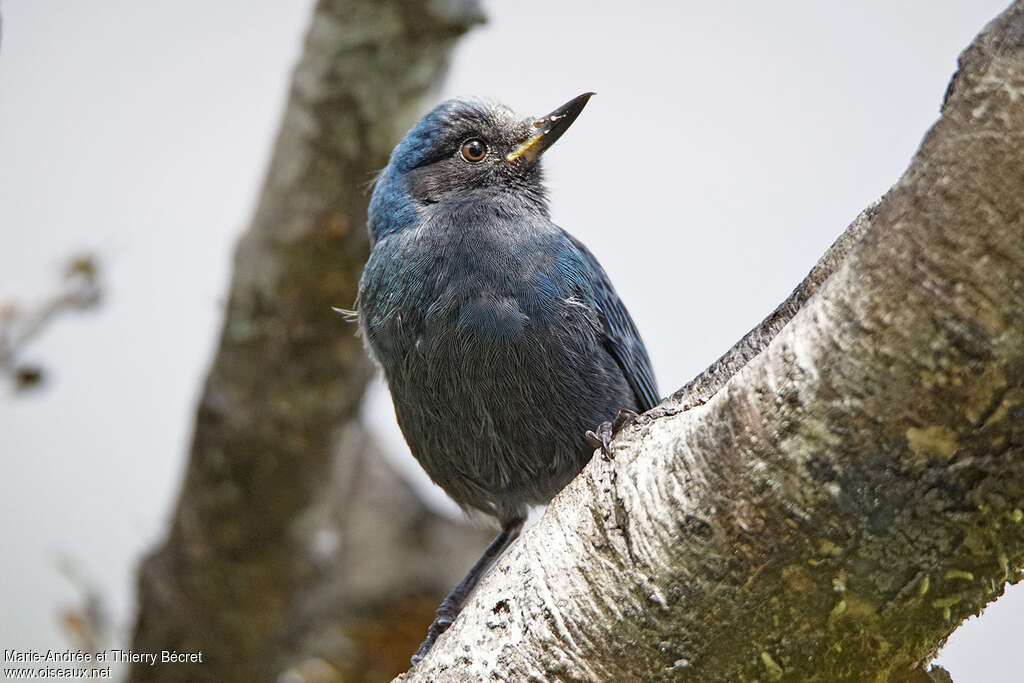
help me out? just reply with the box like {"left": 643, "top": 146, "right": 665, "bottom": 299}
{"left": 356, "top": 92, "right": 658, "bottom": 663}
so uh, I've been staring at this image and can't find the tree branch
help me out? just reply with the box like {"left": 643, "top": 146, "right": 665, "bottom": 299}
{"left": 407, "top": 3, "right": 1024, "bottom": 680}
{"left": 0, "top": 254, "right": 101, "bottom": 391}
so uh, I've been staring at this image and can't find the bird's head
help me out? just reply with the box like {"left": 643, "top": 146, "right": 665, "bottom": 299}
{"left": 367, "top": 93, "right": 594, "bottom": 242}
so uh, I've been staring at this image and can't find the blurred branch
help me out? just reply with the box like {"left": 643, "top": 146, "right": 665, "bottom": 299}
{"left": 128, "top": 1, "right": 486, "bottom": 682}
{"left": 409, "top": 3, "right": 1024, "bottom": 680}
{"left": 55, "top": 554, "right": 114, "bottom": 656}
{"left": 0, "top": 254, "right": 101, "bottom": 391}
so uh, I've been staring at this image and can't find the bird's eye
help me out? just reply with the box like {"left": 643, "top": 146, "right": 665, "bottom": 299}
{"left": 460, "top": 138, "right": 487, "bottom": 162}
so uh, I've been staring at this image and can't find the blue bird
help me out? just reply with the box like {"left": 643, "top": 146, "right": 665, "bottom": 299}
{"left": 356, "top": 93, "right": 658, "bottom": 662}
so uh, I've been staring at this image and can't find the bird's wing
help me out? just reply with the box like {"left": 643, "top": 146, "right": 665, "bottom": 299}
{"left": 563, "top": 232, "right": 660, "bottom": 412}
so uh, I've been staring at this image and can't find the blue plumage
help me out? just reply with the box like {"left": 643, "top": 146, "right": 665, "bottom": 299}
{"left": 563, "top": 232, "right": 659, "bottom": 412}
{"left": 356, "top": 93, "right": 658, "bottom": 661}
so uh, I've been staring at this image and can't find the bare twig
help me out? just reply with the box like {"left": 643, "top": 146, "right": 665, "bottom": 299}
{"left": 0, "top": 254, "right": 102, "bottom": 391}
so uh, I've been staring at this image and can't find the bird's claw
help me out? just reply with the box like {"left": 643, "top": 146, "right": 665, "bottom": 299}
{"left": 586, "top": 409, "right": 639, "bottom": 460}
{"left": 612, "top": 408, "right": 640, "bottom": 432}
{"left": 411, "top": 595, "right": 464, "bottom": 664}
{"left": 585, "top": 423, "right": 613, "bottom": 458}
{"left": 410, "top": 614, "right": 454, "bottom": 665}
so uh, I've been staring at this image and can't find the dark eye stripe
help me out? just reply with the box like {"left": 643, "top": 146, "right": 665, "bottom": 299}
{"left": 460, "top": 138, "right": 487, "bottom": 162}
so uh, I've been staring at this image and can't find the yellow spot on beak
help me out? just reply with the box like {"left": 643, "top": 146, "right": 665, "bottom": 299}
{"left": 506, "top": 131, "right": 547, "bottom": 162}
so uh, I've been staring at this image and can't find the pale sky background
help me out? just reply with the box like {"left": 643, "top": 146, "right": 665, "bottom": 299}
{"left": 0, "top": 1, "right": 1019, "bottom": 680}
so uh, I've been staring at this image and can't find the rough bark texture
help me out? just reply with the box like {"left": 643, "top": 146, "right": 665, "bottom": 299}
{"left": 128, "top": 2, "right": 488, "bottom": 682}
{"left": 407, "top": 4, "right": 1024, "bottom": 681}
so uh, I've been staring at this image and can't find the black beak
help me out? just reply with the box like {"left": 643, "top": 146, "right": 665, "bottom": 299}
{"left": 506, "top": 92, "right": 595, "bottom": 164}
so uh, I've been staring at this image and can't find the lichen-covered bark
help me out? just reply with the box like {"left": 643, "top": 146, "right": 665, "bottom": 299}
{"left": 128, "top": 2, "right": 487, "bottom": 681}
{"left": 407, "top": 4, "right": 1024, "bottom": 681}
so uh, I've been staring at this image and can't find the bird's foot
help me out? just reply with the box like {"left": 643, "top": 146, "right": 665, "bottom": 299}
{"left": 586, "top": 422, "right": 613, "bottom": 459}
{"left": 410, "top": 600, "right": 459, "bottom": 665}
{"left": 410, "top": 617, "right": 452, "bottom": 664}
{"left": 586, "top": 409, "right": 639, "bottom": 460}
